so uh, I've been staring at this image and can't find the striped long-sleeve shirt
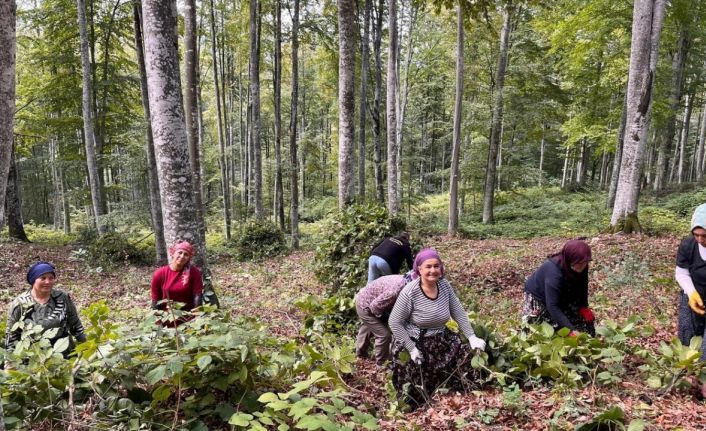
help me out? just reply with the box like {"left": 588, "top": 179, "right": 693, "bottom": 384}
{"left": 5, "top": 289, "right": 86, "bottom": 353}
{"left": 389, "top": 278, "right": 476, "bottom": 353}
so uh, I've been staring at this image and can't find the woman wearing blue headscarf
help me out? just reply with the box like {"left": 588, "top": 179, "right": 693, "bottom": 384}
{"left": 4, "top": 261, "right": 86, "bottom": 363}
{"left": 676, "top": 204, "right": 706, "bottom": 397}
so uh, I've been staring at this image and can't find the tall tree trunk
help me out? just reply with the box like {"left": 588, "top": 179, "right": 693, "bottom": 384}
{"left": 289, "top": 0, "right": 300, "bottom": 247}
{"left": 77, "top": 0, "right": 105, "bottom": 233}
{"left": 371, "top": 0, "right": 385, "bottom": 203}
{"left": 448, "top": 4, "right": 464, "bottom": 236}
{"left": 653, "top": 29, "right": 689, "bottom": 190}
{"left": 610, "top": 0, "right": 666, "bottom": 232}
{"left": 273, "top": 0, "right": 284, "bottom": 228}
{"left": 142, "top": 0, "right": 207, "bottom": 265}
{"left": 677, "top": 90, "right": 694, "bottom": 184}
{"left": 6, "top": 145, "right": 28, "bottom": 242}
{"left": 338, "top": 0, "right": 356, "bottom": 207}
{"left": 538, "top": 124, "right": 545, "bottom": 185}
{"left": 696, "top": 100, "right": 706, "bottom": 181}
{"left": 0, "top": 0, "right": 15, "bottom": 226}
{"left": 134, "top": 0, "right": 167, "bottom": 265}
{"left": 249, "top": 0, "right": 263, "bottom": 218}
{"left": 358, "top": 0, "right": 371, "bottom": 199}
{"left": 183, "top": 0, "right": 207, "bottom": 250}
{"left": 482, "top": 3, "right": 512, "bottom": 224}
{"left": 386, "top": 0, "right": 399, "bottom": 215}
{"left": 607, "top": 93, "right": 628, "bottom": 208}
{"left": 210, "top": 0, "right": 232, "bottom": 237}
{"left": 396, "top": 4, "right": 416, "bottom": 209}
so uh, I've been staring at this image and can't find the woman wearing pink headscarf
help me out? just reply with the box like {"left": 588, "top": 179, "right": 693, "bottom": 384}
{"left": 150, "top": 241, "right": 203, "bottom": 321}
{"left": 388, "top": 248, "right": 486, "bottom": 409}
{"left": 522, "top": 239, "right": 595, "bottom": 336}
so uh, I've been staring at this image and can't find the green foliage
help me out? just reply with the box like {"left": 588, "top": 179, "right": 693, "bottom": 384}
{"left": 17, "top": 223, "right": 76, "bottom": 245}
{"left": 314, "top": 203, "right": 406, "bottom": 297}
{"left": 596, "top": 252, "right": 651, "bottom": 291}
{"left": 229, "top": 220, "right": 287, "bottom": 261}
{"left": 635, "top": 336, "right": 706, "bottom": 393}
{"left": 574, "top": 406, "right": 645, "bottom": 431}
{"left": 296, "top": 294, "right": 358, "bottom": 337}
{"left": 82, "top": 231, "right": 152, "bottom": 266}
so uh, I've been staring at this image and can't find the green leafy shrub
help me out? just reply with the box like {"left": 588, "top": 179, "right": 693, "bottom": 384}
{"left": 635, "top": 336, "right": 706, "bottom": 393}
{"left": 84, "top": 231, "right": 152, "bottom": 266}
{"left": 230, "top": 220, "right": 286, "bottom": 260}
{"left": 314, "top": 202, "right": 405, "bottom": 297}
{"left": 20, "top": 223, "right": 76, "bottom": 245}
{"left": 639, "top": 206, "right": 688, "bottom": 236}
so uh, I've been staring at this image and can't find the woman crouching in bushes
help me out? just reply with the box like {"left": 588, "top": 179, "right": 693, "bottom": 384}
{"left": 388, "top": 248, "right": 486, "bottom": 409}
{"left": 522, "top": 239, "right": 596, "bottom": 336}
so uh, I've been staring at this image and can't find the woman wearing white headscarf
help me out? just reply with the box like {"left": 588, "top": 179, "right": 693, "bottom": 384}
{"left": 675, "top": 203, "right": 706, "bottom": 397}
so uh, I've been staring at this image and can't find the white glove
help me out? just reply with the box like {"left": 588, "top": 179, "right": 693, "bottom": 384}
{"left": 410, "top": 347, "right": 423, "bottom": 365}
{"left": 469, "top": 335, "right": 486, "bottom": 351}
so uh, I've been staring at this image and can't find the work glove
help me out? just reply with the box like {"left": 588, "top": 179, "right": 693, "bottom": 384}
{"left": 468, "top": 335, "right": 486, "bottom": 352}
{"left": 410, "top": 347, "right": 423, "bottom": 365}
{"left": 688, "top": 291, "right": 706, "bottom": 315}
{"left": 568, "top": 331, "right": 578, "bottom": 338}
{"left": 578, "top": 307, "right": 595, "bottom": 323}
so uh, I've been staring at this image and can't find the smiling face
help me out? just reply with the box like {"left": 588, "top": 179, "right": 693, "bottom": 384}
{"left": 171, "top": 249, "right": 192, "bottom": 270}
{"left": 419, "top": 258, "right": 442, "bottom": 286}
{"left": 32, "top": 272, "right": 56, "bottom": 297}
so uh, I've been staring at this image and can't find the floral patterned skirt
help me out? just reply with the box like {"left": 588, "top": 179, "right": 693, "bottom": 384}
{"left": 521, "top": 292, "right": 595, "bottom": 336}
{"left": 391, "top": 328, "right": 478, "bottom": 409}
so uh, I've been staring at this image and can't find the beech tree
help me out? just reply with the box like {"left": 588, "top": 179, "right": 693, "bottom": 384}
{"left": 338, "top": 0, "right": 356, "bottom": 207}
{"left": 610, "top": 0, "right": 667, "bottom": 232}
{"left": 387, "top": 0, "right": 400, "bottom": 215}
{"left": 0, "top": 0, "right": 15, "bottom": 225}
{"left": 448, "top": 4, "right": 464, "bottom": 235}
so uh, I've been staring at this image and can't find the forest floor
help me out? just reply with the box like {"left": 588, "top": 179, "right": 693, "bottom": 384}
{"left": 1, "top": 233, "right": 705, "bottom": 430}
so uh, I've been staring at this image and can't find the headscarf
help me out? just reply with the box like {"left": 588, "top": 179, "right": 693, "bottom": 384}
{"left": 413, "top": 248, "right": 444, "bottom": 279}
{"left": 169, "top": 241, "right": 195, "bottom": 259}
{"left": 691, "top": 203, "right": 706, "bottom": 232}
{"left": 551, "top": 240, "right": 591, "bottom": 284}
{"left": 27, "top": 261, "right": 56, "bottom": 285}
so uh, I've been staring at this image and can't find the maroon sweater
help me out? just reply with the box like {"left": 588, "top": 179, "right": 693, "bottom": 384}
{"left": 151, "top": 265, "right": 203, "bottom": 310}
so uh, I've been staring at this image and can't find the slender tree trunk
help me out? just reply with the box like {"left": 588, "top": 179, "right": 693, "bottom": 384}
{"left": 372, "top": 0, "right": 385, "bottom": 203}
{"left": 210, "top": 0, "right": 232, "bottom": 237}
{"left": 273, "top": 0, "right": 284, "bottom": 228}
{"left": 0, "top": 0, "right": 15, "bottom": 227}
{"left": 249, "top": 0, "right": 263, "bottom": 218}
{"left": 696, "top": 100, "right": 706, "bottom": 181}
{"left": 6, "top": 145, "right": 28, "bottom": 242}
{"left": 396, "top": 4, "right": 416, "bottom": 208}
{"left": 77, "top": 0, "right": 105, "bottom": 233}
{"left": 448, "top": 4, "right": 464, "bottom": 236}
{"left": 607, "top": 93, "right": 628, "bottom": 208}
{"left": 289, "top": 0, "right": 300, "bottom": 247}
{"left": 134, "top": 0, "right": 167, "bottom": 265}
{"left": 338, "top": 0, "right": 356, "bottom": 207}
{"left": 183, "top": 0, "right": 206, "bottom": 249}
{"left": 538, "top": 124, "right": 545, "bottom": 185}
{"left": 678, "top": 91, "right": 694, "bottom": 184}
{"left": 654, "top": 29, "right": 689, "bottom": 190}
{"left": 143, "top": 0, "right": 206, "bottom": 265}
{"left": 561, "top": 146, "right": 570, "bottom": 189}
{"left": 482, "top": 3, "right": 512, "bottom": 224}
{"left": 386, "top": 0, "right": 399, "bottom": 215}
{"left": 610, "top": 0, "right": 666, "bottom": 231}
{"left": 358, "top": 0, "right": 371, "bottom": 199}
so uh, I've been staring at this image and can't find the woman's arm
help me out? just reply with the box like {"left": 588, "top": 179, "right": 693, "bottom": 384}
{"left": 388, "top": 286, "right": 417, "bottom": 353}
{"left": 446, "top": 281, "right": 477, "bottom": 340}
{"left": 544, "top": 274, "right": 575, "bottom": 331}
{"left": 150, "top": 268, "right": 164, "bottom": 309}
{"left": 675, "top": 266, "right": 696, "bottom": 296}
{"left": 65, "top": 295, "right": 87, "bottom": 343}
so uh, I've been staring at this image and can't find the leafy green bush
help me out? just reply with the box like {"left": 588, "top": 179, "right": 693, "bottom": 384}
{"left": 20, "top": 223, "right": 76, "bottom": 245}
{"left": 639, "top": 206, "right": 688, "bottom": 236}
{"left": 314, "top": 202, "right": 405, "bottom": 297}
{"left": 84, "top": 231, "right": 152, "bottom": 266}
{"left": 229, "top": 220, "right": 287, "bottom": 261}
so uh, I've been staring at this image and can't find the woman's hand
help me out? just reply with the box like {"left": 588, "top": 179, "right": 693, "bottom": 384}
{"left": 688, "top": 291, "right": 706, "bottom": 315}
{"left": 469, "top": 335, "right": 486, "bottom": 351}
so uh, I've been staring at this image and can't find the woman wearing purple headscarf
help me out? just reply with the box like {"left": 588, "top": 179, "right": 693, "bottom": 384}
{"left": 522, "top": 239, "right": 595, "bottom": 336}
{"left": 388, "top": 248, "right": 485, "bottom": 409}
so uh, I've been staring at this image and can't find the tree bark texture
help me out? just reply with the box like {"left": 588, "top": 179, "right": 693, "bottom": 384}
{"left": 697, "top": 100, "right": 706, "bottom": 181}
{"left": 338, "top": 0, "right": 356, "bottom": 208}
{"left": 386, "top": 0, "right": 399, "bottom": 215}
{"left": 610, "top": 0, "right": 666, "bottom": 231}
{"left": 6, "top": 146, "right": 28, "bottom": 242}
{"left": 249, "top": 0, "right": 263, "bottom": 218}
{"left": 358, "top": 0, "right": 371, "bottom": 199}
{"left": 134, "top": 0, "right": 167, "bottom": 265}
{"left": 273, "top": 0, "right": 285, "bottom": 228}
{"left": 372, "top": 0, "right": 385, "bottom": 203}
{"left": 0, "top": 0, "right": 15, "bottom": 226}
{"left": 289, "top": 0, "right": 300, "bottom": 248}
{"left": 607, "top": 93, "right": 628, "bottom": 208}
{"left": 677, "top": 91, "right": 694, "bottom": 184}
{"left": 183, "top": 0, "right": 207, "bottom": 251}
{"left": 142, "top": 0, "right": 203, "bottom": 258}
{"left": 482, "top": 4, "right": 512, "bottom": 224}
{"left": 77, "top": 0, "right": 106, "bottom": 233}
{"left": 448, "top": 5, "right": 464, "bottom": 235}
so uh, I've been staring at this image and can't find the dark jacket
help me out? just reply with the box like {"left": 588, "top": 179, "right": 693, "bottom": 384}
{"left": 524, "top": 258, "right": 588, "bottom": 331}
{"left": 677, "top": 236, "right": 706, "bottom": 298}
{"left": 371, "top": 237, "right": 413, "bottom": 274}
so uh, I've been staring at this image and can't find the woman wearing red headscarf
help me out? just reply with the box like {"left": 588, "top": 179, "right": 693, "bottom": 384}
{"left": 150, "top": 241, "right": 203, "bottom": 320}
{"left": 522, "top": 239, "right": 595, "bottom": 336}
